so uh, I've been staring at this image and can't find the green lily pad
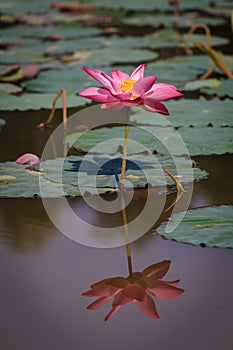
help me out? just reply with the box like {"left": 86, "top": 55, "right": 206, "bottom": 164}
{"left": 131, "top": 98, "right": 233, "bottom": 127}
{"left": 37, "top": 37, "right": 104, "bottom": 55}
{"left": 84, "top": 47, "right": 159, "bottom": 65}
{"left": 0, "top": 0, "right": 55, "bottom": 14}
{"left": 107, "top": 31, "right": 228, "bottom": 50}
{"left": 0, "top": 160, "right": 104, "bottom": 198}
{"left": 0, "top": 92, "right": 87, "bottom": 111}
{"left": 66, "top": 125, "right": 172, "bottom": 155}
{"left": 157, "top": 205, "right": 233, "bottom": 248}
{"left": 123, "top": 13, "right": 226, "bottom": 28}
{"left": 146, "top": 55, "right": 233, "bottom": 88}
{"left": 183, "top": 78, "right": 222, "bottom": 91}
{"left": 23, "top": 64, "right": 148, "bottom": 93}
{"left": 78, "top": 0, "right": 224, "bottom": 11}
{"left": 67, "top": 122, "right": 233, "bottom": 157}
{"left": 0, "top": 82, "right": 22, "bottom": 93}
{"left": 178, "top": 127, "right": 233, "bottom": 155}
{"left": 0, "top": 0, "right": 227, "bottom": 13}
{"left": 0, "top": 24, "right": 102, "bottom": 41}
{"left": 0, "top": 48, "right": 51, "bottom": 65}
{"left": 0, "top": 153, "right": 206, "bottom": 198}
{"left": 201, "top": 78, "right": 233, "bottom": 98}
{"left": 23, "top": 65, "right": 91, "bottom": 93}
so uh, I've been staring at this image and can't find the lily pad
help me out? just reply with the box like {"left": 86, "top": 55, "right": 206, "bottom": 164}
{"left": 66, "top": 125, "right": 174, "bottom": 155}
{"left": 0, "top": 82, "right": 22, "bottom": 94}
{"left": 178, "top": 127, "right": 233, "bottom": 155}
{"left": 23, "top": 65, "right": 91, "bottom": 93}
{"left": 0, "top": 153, "right": 206, "bottom": 198}
{"left": 106, "top": 31, "right": 229, "bottom": 50}
{"left": 0, "top": 24, "right": 102, "bottom": 41}
{"left": 131, "top": 98, "right": 233, "bottom": 127}
{"left": 77, "top": 0, "right": 224, "bottom": 11}
{"left": 0, "top": 48, "right": 51, "bottom": 65}
{"left": 201, "top": 78, "right": 233, "bottom": 98}
{"left": 0, "top": 160, "right": 98, "bottom": 198}
{"left": 157, "top": 205, "right": 233, "bottom": 248}
{"left": 183, "top": 79, "right": 222, "bottom": 91}
{"left": 146, "top": 54, "right": 233, "bottom": 88}
{"left": 0, "top": 92, "right": 87, "bottom": 111}
{"left": 123, "top": 13, "right": 226, "bottom": 28}
{"left": 84, "top": 47, "right": 159, "bottom": 65}
{"left": 67, "top": 122, "right": 233, "bottom": 157}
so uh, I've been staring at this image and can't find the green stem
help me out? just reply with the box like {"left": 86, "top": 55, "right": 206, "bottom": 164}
{"left": 120, "top": 186, "right": 133, "bottom": 275}
{"left": 119, "top": 108, "right": 132, "bottom": 275}
{"left": 120, "top": 124, "right": 130, "bottom": 187}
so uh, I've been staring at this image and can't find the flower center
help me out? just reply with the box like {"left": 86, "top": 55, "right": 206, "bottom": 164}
{"left": 119, "top": 79, "right": 136, "bottom": 93}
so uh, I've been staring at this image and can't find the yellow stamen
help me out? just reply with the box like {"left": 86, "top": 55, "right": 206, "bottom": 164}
{"left": 119, "top": 79, "right": 136, "bottom": 93}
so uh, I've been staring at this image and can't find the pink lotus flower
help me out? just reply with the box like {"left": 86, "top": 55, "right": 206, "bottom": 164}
{"left": 16, "top": 153, "right": 40, "bottom": 166}
{"left": 82, "top": 260, "right": 184, "bottom": 321}
{"left": 79, "top": 64, "right": 182, "bottom": 114}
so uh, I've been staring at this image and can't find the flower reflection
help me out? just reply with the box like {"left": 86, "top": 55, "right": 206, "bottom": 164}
{"left": 82, "top": 260, "right": 184, "bottom": 321}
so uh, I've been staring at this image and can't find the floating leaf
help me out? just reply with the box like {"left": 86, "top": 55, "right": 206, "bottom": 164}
{"left": 0, "top": 64, "right": 40, "bottom": 83}
{"left": 23, "top": 64, "right": 95, "bottom": 93}
{"left": 66, "top": 126, "right": 169, "bottom": 155}
{"left": 67, "top": 122, "right": 233, "bottom": 157}
{"left": 123, "top": 13, "right": 226, "bottom": 28}
{"left": 0, "top": 154, "right": 206, "bottom": 198}
{"left": 183, "top": 78, "right": 222, "bottom": 91}
{"left": 0, "top": 92, "right": 87, "bottom": 111}
{"left": 146, "top": 54, "right": 233, "bottom": 88}
{"left": 201, "top": 78, "right": 233, "bottom": 98}
{"left": 84, "top": 47, "right": 159, "bottom": 65}
{"left": 131, "top": 98, "right": 233, "bottom": 127}
{"left": 106, "top": 31, "right": 228, "bottom": 50}
{"left": 0, "top": 24, "right": 102, "bottom": 41}
{"left": 0, "top": 64, "right": 21, "bottom": 81}
{"left": 177, "top": 127, "right": 233, "bottom": 156}
{"left": 157, "top": 205, "right": 233, "bottom": 248}
{"left": 0, "top": 48, "right": 51, "bottom": 65}
{"left": 0, "top": 161, "right": 81, "bottom": 198}
{"left": 23, "top": 64, "right": 143, "bottom": 93}
{"left": 0, "top": 82, "right": 22, "bottom": 93}
{"left": 74, "top": 0, "right": 224, "bottom": 11}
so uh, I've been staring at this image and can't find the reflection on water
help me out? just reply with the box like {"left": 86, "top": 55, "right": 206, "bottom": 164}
{"left": 0, "top": 111, "right": 233, "bottom": 349}
{"left": 0, "top": 199, "right": 57, "bottom": 252}
{"left": 82, "top": 260, "right": 184, "bottom": 321}
{"left": 82, "top": 185, "right": 184, "bottom": 321}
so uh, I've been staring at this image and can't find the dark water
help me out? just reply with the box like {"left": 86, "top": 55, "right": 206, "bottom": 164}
{"left": 0, "top": 110, "right": 233, "bottom": 350}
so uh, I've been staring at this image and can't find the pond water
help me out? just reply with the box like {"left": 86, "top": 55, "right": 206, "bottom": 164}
{"left": 0, "top": 110, "right": 232, "bottom": 350}
{"left": 1, "top": 0, "right": 233, "bottom": 347}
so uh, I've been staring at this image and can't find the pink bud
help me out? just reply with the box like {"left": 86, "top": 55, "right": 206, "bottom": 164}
{"left": 16, "top": 153, "right": 40, "bottom": 166}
